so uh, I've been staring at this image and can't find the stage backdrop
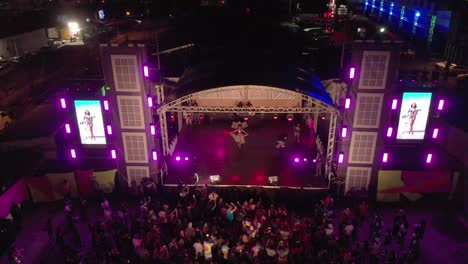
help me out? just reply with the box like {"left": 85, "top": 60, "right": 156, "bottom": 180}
{"left": 377, "top": 170, "right": 451, "bottom": 202}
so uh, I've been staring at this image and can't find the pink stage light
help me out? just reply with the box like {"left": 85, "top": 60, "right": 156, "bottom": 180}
{"left": 150, "top": 124, "right": 156, "bottom": 135}
{"left": 175, "top": 156, "right": 181, "bottom": 161}
{"left": 273, "top": 115, "right": 278, "bottom": 120}
{"left": 103, "top": 100, "right": 109, "bottom": 111}
{"left": 391, "top": 99, "right": 398, "bottom": 110}
{"left": 152, "top": 150, "right": 157, "bottom": 161}
{"left": 303, "top": 158, "right": 308, "bottom": 162}
{"left": 349, "top": 67, "right": 356, "bottom": 79}
{"left": 344, "top": 98, "right": 351, "bottom": 109}
{"left": 382, "top": 152, "right": 389, "bottom": 163}
{"left": 437, "top": 99, "right": 445, "bottom": 110}
{"left": 147, "top": 96, "right": 153, "bottom": 108}
{"left": 106, "top": 125, "right": 113, "bottom": 135}
{"left": 426, "top": 153, "right": 433, "bottom": 164}
{"left": 70, "top": 149, "right": 76, "bottom": 159}
{"left": 111, "top": 149, "right": 117, "bottom": 159}
{"left": 338, "top": 153, "right": 344, "bottom": 164}
{"left": 244, "top": 116, "right": 249, "bottom": 121}
{"left": 143, "top": 65, "right": 149, "bottom": 77}
{"left": 185, "top": 157, "right": 189, "bottom": 161}
{"left": 341, "top": 127, "right": 348, "bottom": 138}
{"left": 65, "top": 123, "right": 71, "bottom": 134}
{"left": 313, "top": 159, "right": 317, "bottom": 163}
{"left": 294, "top": 157, "right": 300, "bottom": 163}
{"left": 432, "top": 128, "right": 439, "bottom": 139}
{"left": 287, "top": 115, "right": 293, "bottom": 121}
{"left": 60, "top": 98, "right": 66, "bottom": 109}
{"left": 386, "top": 127, "right": 393, "bottom": 137}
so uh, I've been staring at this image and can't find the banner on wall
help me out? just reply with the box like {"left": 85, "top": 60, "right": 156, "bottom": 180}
{"left": 377, "top": 170, "right": 451, "bottom": 202}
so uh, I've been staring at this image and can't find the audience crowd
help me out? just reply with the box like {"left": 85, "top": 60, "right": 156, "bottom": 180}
{"left": 12, "top": 183, "right": 427, "bottom": 263}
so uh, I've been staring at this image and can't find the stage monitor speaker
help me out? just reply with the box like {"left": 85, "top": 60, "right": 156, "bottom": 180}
{"left": 268, "top": 176, "right": 279, "bottom": 186}
{"left": 209, "top": 175, "right": 221, "bottom": 184}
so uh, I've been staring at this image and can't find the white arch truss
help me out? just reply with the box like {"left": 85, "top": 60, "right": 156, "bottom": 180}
{"left": 157, "top": 85, "right": 339, "bottom": 181}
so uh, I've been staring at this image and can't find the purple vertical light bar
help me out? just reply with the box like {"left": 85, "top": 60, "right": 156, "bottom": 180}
{"left": 341, "top": 127, "right": 348, "bottom": 138}
{"left": 426, "top": 153, "right": 433, "bottom": 164}
{"left": 338, "top": 153, "right": 344, "bottom": 164}
{"left": 106, "top": 125, "right": 113, "bottom": 135}
{"left": 152, "top": 150, "right": 157, "bottom": 161}
{"left": 437, "top": 99, "right": 445, "bottom": 110}
{"left": 349, "top": 67, "right": 356, "bottom": 79}
{"left": 391, "top": 99, "right": 398, "bottom": 110}
{"left": 143, "top": 65, "right": 149, "bottom": 77}
{"left": 147, "top": 96, "right": 153, "bottom": 108}
{"left": 103, "top": 100, "right": 109, "bottom": 111}
{"left": 432, "top": 128, "right": 439, "bottom": 139}
{"left": 382, "top": 152, "right": 389, "bottom": 163}
{"left": 65, "top": 123, "right": 71, "bottom": 134}
{"left": 70, "top": 149, "right": 76, "bottom": 159}
{"left": 111, "top": 149, "right": 117, "bottom": 159}
{"left": 60, "top": 98, "right": 67, "bottom": 109}
{"left": 344, "top": 98, "right": 351, "bottom": 109}
{"left": 386, "top": 127, "right": 393, "bottom": 137}
{"left": 150, "top": 124, "right": 156, "bottom": 135}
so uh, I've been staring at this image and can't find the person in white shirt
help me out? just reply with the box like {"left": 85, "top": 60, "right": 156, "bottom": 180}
{"left": 193, "top": 240, "right": 203, "bottom": 257}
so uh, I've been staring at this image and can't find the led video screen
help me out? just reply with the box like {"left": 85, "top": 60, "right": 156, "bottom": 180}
{"left": 74, "top": 100, "right": 107, "bottom": 145}
{"left": 396, "top": 92, "right": 432, "bottom": 140}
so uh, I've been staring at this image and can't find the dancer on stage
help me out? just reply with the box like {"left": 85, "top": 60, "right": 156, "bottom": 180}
{"left": 231, "top": 124, "right": 248, "bottom": 149}
{"left": 276, "top": 134, "right": 287, "bottom": 149}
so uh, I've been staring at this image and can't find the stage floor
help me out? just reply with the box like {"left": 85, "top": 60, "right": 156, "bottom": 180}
{"left": 165, "top": 118, "right": 328, "bottom": 188}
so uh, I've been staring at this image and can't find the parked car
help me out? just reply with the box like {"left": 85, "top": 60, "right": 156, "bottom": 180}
{"left": 8, "top": 56, "right": 22, "bottom": 64}
{"left": 0, "top": 111, "right": 13, "bottom": 131}
{"left": 0, "top": 61, "right": 10, "bottom": 71}
{"left": 435, "top": 61, "right": 468, "bottom": 74}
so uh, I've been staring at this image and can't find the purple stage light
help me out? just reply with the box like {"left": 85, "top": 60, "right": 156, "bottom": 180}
{"left": 426, "top": 153, "right": 433, "bottom": 164}
{"left": 70, "top": 149, "right": 76, "bottom": 159}
{"left": 437, "top": 99, "right": 445, "bottom": 110}
{"left": 244, "top": 116, "right": 249, "bottom": 121}
{"left": 143, "top": 65, "right": 149, "bottom": 77}
{"left": 103, "top": 99, "right": 109, "bottom": 111}
{"left": 391, "top": 99, "right": 398, "bottom": 110}
{"left": 175, "top": 156, "right": 181, "bottom": 161}
{"left": 106, "top": 125, "right": 113, "bottom": 135}
{"left": 313, "top": 159, "right": 317, "bottom": 163}
{"left": 349, "top": 67, "right": 356, "bottom": 79}
{"left": 152, "top": 150, "right": 157, "bottom": 161}
{"left": 341, "top": 127, "right": 348, "bottom": 138}
{"left": 65, "top": 123, "right": 71, "bottom": 134}
{"left": 344, "top": 97, "right": 351, "bottom": 109}
{"left": 386, "top": 127, "right": 393, "bottom": 137}
{"left": 338, "top": 153, "right": 344, "bottom": 164}
{"left": 150, "top": 124, "right": 156, "bottom": 135}
{"left": 147, "top": 96, "right": 153, "bottom": 108}
{"left": 294, "top": 157, "right": 299, "bottom": 163}
{"left": 60, "top": 98, "right": 66, "bottom": 109}
{"left": 303, "top": 158, "right": 308, "bottom": 162}
{"left": 382, "top": 152, "right": 389, "bottom": 163}
{"left": 111, "top": 149, "right": 117, "bottom": 159}
{"left": 185, "top": 157, "right": 189, "bottom": 161}
{"left": 432, "top": 128, "right": 439, "bottom": 139}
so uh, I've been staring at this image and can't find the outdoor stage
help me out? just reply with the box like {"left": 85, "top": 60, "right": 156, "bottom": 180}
{"left": 165, "top": 118, "right": 328, "bottom": 189}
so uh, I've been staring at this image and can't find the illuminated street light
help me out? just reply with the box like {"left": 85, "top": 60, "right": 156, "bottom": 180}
{"left": 67, "top": 22, "right": 80, "bottom": 35}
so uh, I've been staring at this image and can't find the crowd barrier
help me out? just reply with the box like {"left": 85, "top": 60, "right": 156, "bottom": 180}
{"left": 0, "top": 169, "right": 116, "bottom": 219}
